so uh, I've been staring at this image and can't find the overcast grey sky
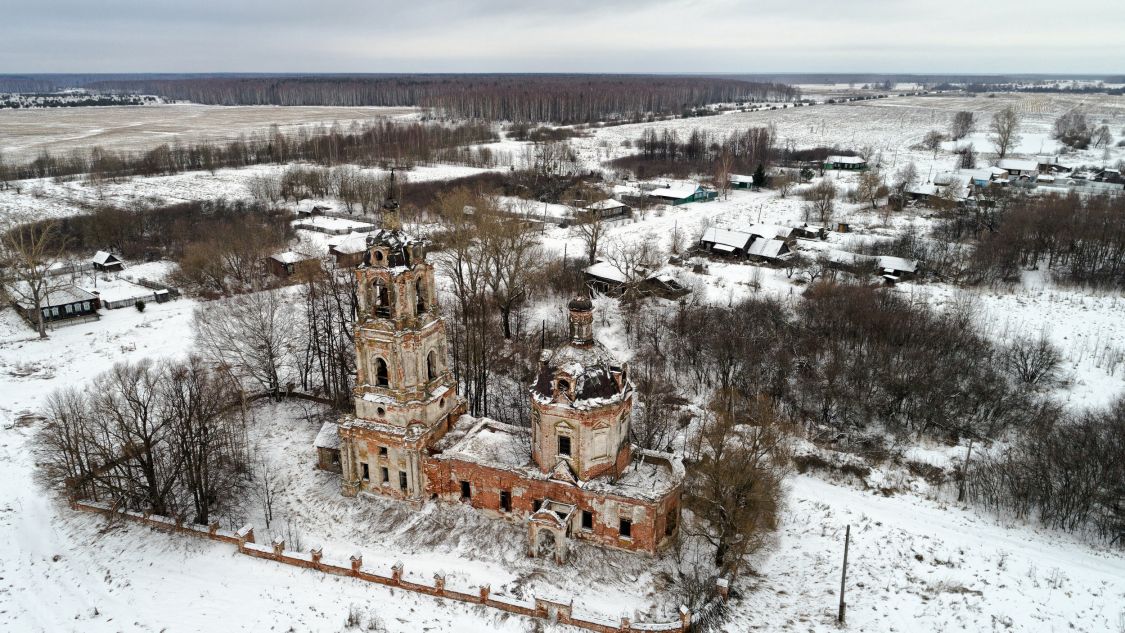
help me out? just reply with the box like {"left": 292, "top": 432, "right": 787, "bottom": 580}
{"left": 3, "top": 0, "right": 1122, "bottom": 74}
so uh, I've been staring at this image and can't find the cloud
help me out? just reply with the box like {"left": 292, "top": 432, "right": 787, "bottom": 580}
{"left": 1, "top": 0, "right": 1121, "bottom": 73}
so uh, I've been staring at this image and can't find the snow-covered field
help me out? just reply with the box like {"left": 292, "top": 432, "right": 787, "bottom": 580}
{"left": 0, "top": 163, "right": 506, "bottom": 221}
{"left": 0, "top": 104, "right": 418, "bottom": 161}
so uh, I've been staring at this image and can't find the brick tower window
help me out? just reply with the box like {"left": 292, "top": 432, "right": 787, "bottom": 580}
{"left": 399, "top": 471, "right": 408, "bottom": 490}
{"left": 499, "top": 490, "right": 511, "bottom": 512}
{"left": 558, "top": 435, "right": 571, "bottom": 457}
{"left": 581, "top": 510, "right": 593, "bottom": 530}
{"left": 460, "top": 480, "right": 472, "bottom": 500}
{"left": 619, "top": 518, "right": 632, "bottom": 539}
{"left": 427, "top": 350, "right": 438, "bottom": 381}
{"left": 361, "top": 463, "right": 370, "bottom": 481}
{"left": 416, "top": 278, "right": 426, "bottom": 315}
{"left": 375, "top": 358, "right": 389, "bottom": 387}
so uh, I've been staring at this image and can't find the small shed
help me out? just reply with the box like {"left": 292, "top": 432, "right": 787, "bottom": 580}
{"left": 792, "top": 223, "right": 827, "bottom": 240}
{"left": 91, "top": 251, "right": 124, "bottom": 272}
{"left": 314, "top": 421, "right": 342, "bottom": 473}
{"left": 729, "top": 174, "right": 755, "bottom": 189}
{"left": 876, "top": 256, "right": 918, "bottom": 279}
{"left": 824, "top": 155, "right": 867, "bottom": 170}
{"left": 748, "top": 223, "right": 796, "bottom": 243}
{"left": 267, "top": 251, "right": 322, "bottom": 279}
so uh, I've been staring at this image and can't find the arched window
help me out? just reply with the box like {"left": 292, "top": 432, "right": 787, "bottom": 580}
{"left": 426, "top": 350, "right": 438, "bottom": 381}
{"left": 372, "top": 280, "right": 391, "bottom": 317}
{"left": 375, "top": 358, "right": 389, "bottom": 387}
{"left": 415, "top": 278, "right": 426, "bottom": 315}
{"left": 556, "top": 379, "right": 570, "bottom": 395}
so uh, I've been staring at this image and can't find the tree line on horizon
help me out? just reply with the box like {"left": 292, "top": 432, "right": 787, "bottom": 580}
{"left": 80, "top": 74, "right": 800, "bottom": 123}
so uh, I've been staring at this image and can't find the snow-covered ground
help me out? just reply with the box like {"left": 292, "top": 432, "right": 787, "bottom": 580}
{"left": 0, "top": 103, "right": 419, "bottom": 161}
{"left": 3, "top": 92, "right": 1125, "bottom": 631}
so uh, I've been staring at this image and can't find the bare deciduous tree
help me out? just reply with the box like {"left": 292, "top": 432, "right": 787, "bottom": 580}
{"left": 0, "top": 218, "right": 68, "bottom": 338}
{"left": 991, "top": 106, "right": 1021, "bottom": 160}
{"left": 194, "top": 289, "right": 299, "bottom": 398}
{"left": 950, "top": 111, "right": 975, "bottom": 141}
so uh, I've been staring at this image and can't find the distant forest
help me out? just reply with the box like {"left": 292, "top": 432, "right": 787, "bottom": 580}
{"left": 0, "top": 74, "right": 799, "bottom": 124}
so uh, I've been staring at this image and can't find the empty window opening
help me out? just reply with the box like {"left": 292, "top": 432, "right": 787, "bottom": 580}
{"left": 361, "top": 463, "right": 370, "bottom": 481}
{"left": 581, "top": 510, "right": 593, "bottom": 531}
{"left": 556, "top": 379, "right": 570, "bottom": 394}
{"left": 460, "top": 481, "right": 472, "bottom": 500}
{"left": 619, "top": 518, "right": 632, "bottom": 539}
{"left": 375, "top": 358, "right": 389, "bottom": 387}
{"left": 381, "top": 467, "right": 389, "bottom": 483}
{"left": 665, "top": 510, "right": 678, "bottom": 536}
{"left": 427, "top": 350, "right": 438, "bottom": 381}
{"left": 398, "top": 471, "right": 408, "bottom": 490}
{"left": 373, "top": 280, "right": 390, "bottom": 317}
{"left": 499, "top": 490, "right": 511, "bottom": 512}
{"left": 558, "top": 435, "right": 572, "bottom": 457}
{"left": 378, "top": 446, "right": 388, "bottom": 457}
{"left": 416, "top": 279, "right": 426, "bottom": 314}
{"left": 533, "top": 499, "right": 543, "bottom": 511}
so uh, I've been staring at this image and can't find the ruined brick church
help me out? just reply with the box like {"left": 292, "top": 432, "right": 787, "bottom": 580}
{"left": 315, "top": 191, "right": 683, "bottom": 562}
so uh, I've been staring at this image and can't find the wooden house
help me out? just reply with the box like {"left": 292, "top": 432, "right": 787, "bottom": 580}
{"left": 824, "top": 155, "right": 866, "bottom": 170}
{"left": 266, "top": 251, "right": 322, "bottom": 279}
{"left": 583, "top": 198, "right": 632, "bottom": 219}
{"left": 997, "top": 159, "right": 1039, "bottom": 179}
{"left": 648, "top": 183, "right": 717, "bottom": 206}
{"left": 327, "top": 233, "right": 370, "bottom": 268}
{"left": 13, "top": 284, "right": 99, "bottom": 326}
{"left": 700, "top": 227, "right": 754, "bottom": 257}
{"left": 91, "top": 251, "right": 124, "bottom": 272}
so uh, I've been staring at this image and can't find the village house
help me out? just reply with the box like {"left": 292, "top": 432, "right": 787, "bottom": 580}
{"left": 91, "top": 250, "right": 124, "bottom": 272}
{"left": 582, "top": 261, "right": 689, "bottom": 300}
{"left": 266, "top": 250, "right": 322, "bottom": 279}
{"left": 583, "top": 198, "right": 632, "bottom": 219}
{"left": 997, "top": 158, "right": 1039, "bottom": 179}
{"left": 824, "top": 155, "right": 867, "bottom": 170}
{"left": 316, "top": 192, "right": 683, "bottom": 561}
{"left": 12, "top": 284, "right": 99, "bottom": 325}
{"left": 699, "top": 225, "right": 794, "bottom": 263}
{"left": 647, "top": 182, "right": 717, "bottom": 206}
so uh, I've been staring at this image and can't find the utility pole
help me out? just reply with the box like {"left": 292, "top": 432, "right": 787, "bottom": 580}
{"left": 838, "top": 524, "right": 850, "bottom": 625}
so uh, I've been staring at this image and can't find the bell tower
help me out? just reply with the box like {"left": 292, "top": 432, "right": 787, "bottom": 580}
{"left": 337, "top": 177, "right": 465, "bottom": 499}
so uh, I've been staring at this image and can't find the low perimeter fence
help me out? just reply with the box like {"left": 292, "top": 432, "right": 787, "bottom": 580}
{"left": 70, "top": 498, "right": 730, "bottom": 632}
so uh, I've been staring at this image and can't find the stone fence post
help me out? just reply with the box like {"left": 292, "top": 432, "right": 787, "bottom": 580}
{"left": 391, "top": 561, "right": 403, "bottom": 585}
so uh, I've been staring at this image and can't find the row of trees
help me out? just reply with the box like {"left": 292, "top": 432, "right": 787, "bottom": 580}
{"left": 87, "top": 75, "right": 800, "bottom": 123}
{"left": 968, "top": 397, "right": 1124, "bottom": 544}
{"left": 35, "top": 357, "right": 247, "bottom": 525}
{"left": 0, "top": 120, "right": 496, "bottom": 183}
{"left": 960, "top": 192, "right": 1125, "bottom": 287}
{"left": 621, "top": 126, "right": 775, "bottom": 180}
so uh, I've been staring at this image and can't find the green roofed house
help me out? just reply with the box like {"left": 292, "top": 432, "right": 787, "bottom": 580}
{"left": 648, "top": 182, "right": 717, "bottom": 206}
{"left": 824, "top": 155, "right": 867, "bottom": 170}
